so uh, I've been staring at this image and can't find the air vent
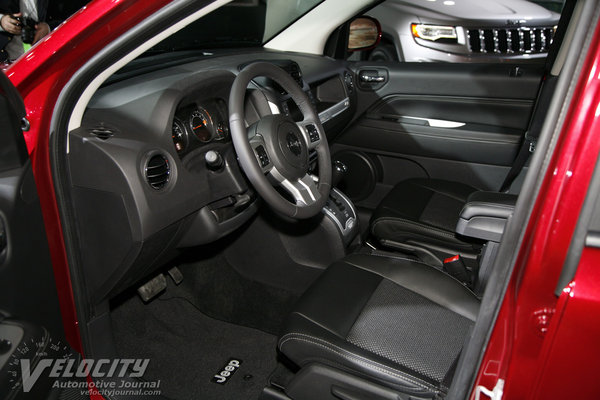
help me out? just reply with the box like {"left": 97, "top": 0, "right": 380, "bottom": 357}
{"left": 89, "top": 124, "right": 115, "bottom": 140}
{"left": 145, "top": 154, "right": 170, "bottom": 190}
{"left": 275, "top": 63, "right": 303, "bottom": 94}
{"left": 286, "top": 62, "right": 304, "bottom": 88}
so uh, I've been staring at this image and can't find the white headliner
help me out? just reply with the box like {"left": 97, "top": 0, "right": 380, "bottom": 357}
{"left": 265, "top": 0, "right": 375, "bottom": 54}
{"left": 68, "top": 0, "right": 232, "bottom": 132}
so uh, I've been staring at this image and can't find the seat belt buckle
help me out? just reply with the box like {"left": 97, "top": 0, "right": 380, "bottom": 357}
{"left": 443, "top": 255, "right": 471, "bottom": 284}
{"left": 444, "top": 255, "right": 460, "bottom": 264}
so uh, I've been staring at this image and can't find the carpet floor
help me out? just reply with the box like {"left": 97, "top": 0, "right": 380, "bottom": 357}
{"left": 111, "top": 294, "right": 278, "bottom": 400}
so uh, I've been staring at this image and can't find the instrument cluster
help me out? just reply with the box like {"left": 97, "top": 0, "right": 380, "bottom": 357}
{"left": 171, "top": 98, "right": 230, "bottom": 156}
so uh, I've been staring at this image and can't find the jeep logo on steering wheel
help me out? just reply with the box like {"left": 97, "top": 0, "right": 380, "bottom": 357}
{"left": 286, "top": 132, "right": 302, "bottom": 156}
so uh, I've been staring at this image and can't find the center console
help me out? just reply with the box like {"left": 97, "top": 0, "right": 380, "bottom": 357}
{"left": 323, "top": 188, "right": 359, "bottom": 247}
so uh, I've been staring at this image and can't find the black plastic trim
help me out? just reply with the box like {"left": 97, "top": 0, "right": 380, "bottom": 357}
{"left": 48, "top": 0, "right": 215, "bottom": 359}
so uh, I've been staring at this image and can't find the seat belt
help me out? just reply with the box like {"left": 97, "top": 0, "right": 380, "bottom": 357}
{"left": 499, "top": 76, "right": 557, "bottom": 192}
{"left": 499, "top": 129, "right": 536, "bottom": 193}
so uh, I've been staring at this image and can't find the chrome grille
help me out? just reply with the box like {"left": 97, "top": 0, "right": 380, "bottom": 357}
{"left": 468, "top": 27, "right": 555, "bottom": 54}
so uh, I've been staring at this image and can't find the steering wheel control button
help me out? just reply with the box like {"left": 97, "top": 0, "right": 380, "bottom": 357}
{"left": 255, "top": 146, "right": 270, "bottom": 168}
{"left": 205, "top": 150, "right": 224, "bottom": 170}
{"left": 306, "top": 124, "right": 320, "bottom": 143}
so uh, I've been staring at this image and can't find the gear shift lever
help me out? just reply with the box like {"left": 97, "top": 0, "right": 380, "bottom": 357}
{"left": 332, "top": 160, "right": 348, "bottom": 187}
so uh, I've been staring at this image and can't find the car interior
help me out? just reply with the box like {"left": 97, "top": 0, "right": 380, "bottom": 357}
{"left": 39, "top": 0, "right": 589, "bottom": 399}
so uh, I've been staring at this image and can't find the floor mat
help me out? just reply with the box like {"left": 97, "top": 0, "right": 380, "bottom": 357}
{"left": 111, "top": 294, "right": 278, "bottom": 400}
{"left": 174, "top": 253, "right": 301, "bottom": 335}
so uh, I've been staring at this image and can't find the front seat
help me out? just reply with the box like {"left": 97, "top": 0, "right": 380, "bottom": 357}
{"left": 369, "top": 178, "right": 483, "bottom": 260}
{"left": 278, "top": 253, "right": 479, "bottom": 399}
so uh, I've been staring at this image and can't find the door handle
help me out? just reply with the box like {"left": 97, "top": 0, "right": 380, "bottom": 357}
{"left": 360, "top": 74, "right": 385, "bottom": 83}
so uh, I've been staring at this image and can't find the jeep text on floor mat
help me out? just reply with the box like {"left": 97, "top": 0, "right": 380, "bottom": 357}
{"left": 211, "top": 358, "right": 242, "bottom": 385}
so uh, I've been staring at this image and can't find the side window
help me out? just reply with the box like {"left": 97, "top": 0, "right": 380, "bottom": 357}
{"left": 348, "top": 0, "right": 565, "bottom": 64}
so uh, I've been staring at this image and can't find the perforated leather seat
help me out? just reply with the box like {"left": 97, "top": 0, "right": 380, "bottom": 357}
{"left": 278, "top": 253, "right": 480, "bottom": 398}
{"left": 370, "top": 178, "right": 483, "bottom": 256}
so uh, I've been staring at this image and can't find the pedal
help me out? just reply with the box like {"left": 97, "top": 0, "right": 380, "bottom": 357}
{"left": 137, "top": 274, "right": 167, "bottom": 303}
{"left": 167, "top": 266, "right": 183, "bottom": 285}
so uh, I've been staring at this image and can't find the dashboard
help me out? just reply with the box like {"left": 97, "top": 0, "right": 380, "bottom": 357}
{"left": 172, "top": 98, "right": 230, "bottom": 156}
{"left": 69, "top": 50, "right": 355, "bottom": 302}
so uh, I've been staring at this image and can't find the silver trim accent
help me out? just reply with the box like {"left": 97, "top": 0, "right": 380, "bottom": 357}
{"left": 21, "top": 118, "right": 30, "bottom": 132}
{"left": 479, "top": 29, "right": 485, "bottom": 52}
{"left": 400, "top": 115, "right": 466, "bottom": 128}
{"left": 585, "top": 231, "right": 600, "bottom": 248}
{"left": 318, "top": 97, "right": 350, "bottom": 124}
{"left": 518, "top": 29, "right": 525, "bottom": 53}
{"left": 322, "top": 188, "right": 358, "bottom": 237}
{"left": 267, "top": 101, "right": 280, "bottom": 114}
{"left": 271, "top": 169, "right": 320, "bottom": 206}
{"left": 360, "top": 75, "right": 385, "bottom": 83}
{"left": 455, "top": 26, "right": 466, "bottom": 45}
{"left": 493, "top": 29, "right": 500, "bottom": 53}
{"left": 365, "top": 241, "right": 378, "bottom": 250}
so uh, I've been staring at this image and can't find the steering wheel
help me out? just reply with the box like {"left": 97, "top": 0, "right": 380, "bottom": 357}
{"left": 229, "top": 62, "right": 332, "bottom": 219}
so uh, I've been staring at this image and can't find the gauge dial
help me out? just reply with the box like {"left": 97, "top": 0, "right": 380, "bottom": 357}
{"left": 189, "top": 108, "right": 213, "bottom": 142}
{"left": 5, "top": 327, "right": 72, "bottom": 397}
{"left": 216, "top": 121, "right": 229, "bottom": 140}
{"left": 172, "top": 118, "right": 188, "bottom": 153}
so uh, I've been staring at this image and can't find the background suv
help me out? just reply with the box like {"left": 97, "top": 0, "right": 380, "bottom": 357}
{"left": 368, "top": 0, "right": 561, "bottom": 62}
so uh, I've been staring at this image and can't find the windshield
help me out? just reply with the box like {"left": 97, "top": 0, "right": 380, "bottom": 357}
{"left": 146, "top": 0, "right": 324, "bottom": 54}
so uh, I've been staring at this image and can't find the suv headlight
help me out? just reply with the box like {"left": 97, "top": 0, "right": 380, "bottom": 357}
{"left": 411, "top": 24, "right": 457, "bottom": 42}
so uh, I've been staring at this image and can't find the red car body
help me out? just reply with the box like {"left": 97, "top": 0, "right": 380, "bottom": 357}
{"left": 474, "top": 19, "right": 600, "bottom": 399}
{"left": 7, "top": 0, "right": 173, "bottom": 353}
{"left": 5, "top": 1, "right": 600, "bottom": 399}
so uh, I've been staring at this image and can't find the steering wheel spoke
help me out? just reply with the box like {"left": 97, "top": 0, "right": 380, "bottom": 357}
{"left": 249, "top": 134, "right": 273, "bottom": 173}
{"left": 296, "top": 120, "right": 322, "bottom": 150}
{"left": 271, "top": 170, "right": 320, "bottom": 206}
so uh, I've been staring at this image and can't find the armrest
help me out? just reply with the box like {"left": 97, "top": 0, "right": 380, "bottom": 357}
{"left": 456, "top": 191, "right": 517, "bottom": 242}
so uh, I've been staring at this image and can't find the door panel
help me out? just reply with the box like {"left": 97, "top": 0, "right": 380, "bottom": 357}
{"left": 339, "top": 116, "right": 522, "bottom": 165}
{"left": 0, "top": 73, "right": 71, "bottom": 400}
{"left": 333, "top": 62, "right": 543, "bottom": 206}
